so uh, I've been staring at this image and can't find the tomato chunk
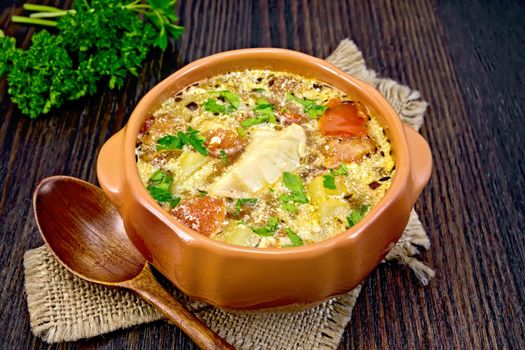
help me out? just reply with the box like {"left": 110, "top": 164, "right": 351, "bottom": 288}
{"left": 203, "top": 128, "right": 245, "bottom": 158}
{"left": 171, "top": 196, "right": 226, "bottom": 236}
{"left": 323, "top": 137, "right": 376, "bottom": 167}
{"left": 319, "top": 102, "right": 368, "bottom": 137}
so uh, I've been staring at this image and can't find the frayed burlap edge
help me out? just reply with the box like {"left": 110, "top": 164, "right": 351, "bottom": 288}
{"left": 24, "top": 38, "right": 433, "bottom": 349}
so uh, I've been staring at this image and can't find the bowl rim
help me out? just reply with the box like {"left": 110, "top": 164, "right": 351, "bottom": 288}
{"left": 122, "top": 48, "right": 410, "bottom": 257}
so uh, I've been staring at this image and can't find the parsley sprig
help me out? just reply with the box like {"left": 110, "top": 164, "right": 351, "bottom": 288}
{"left": 323, "top": 164, "right": 349, "bottom": 190}
{"left": 285, "top": 228, "right": 304, "bottom": 246}
{"left": 0, "top": 0, "right": 183, "bottom": 118}
{"left": 233, "top": 198, "right": 258, "bottom": 218}
{"left": 347, "top": 205, "right": 370, "bottom": 227}
{"left": 219, "top": 150, "right": 228, "bottom": 164}
{"left": 279, "top": 172, "right": 309, "bottom": 212}
{"left": 156, "top": 127, "right": 208, "bottom": 156}
{"left": 147, "top": 170, "right": 180, "bottom": 208}
{"left": 240, "top": 98, "right": 277, "bottom": 128}
{"left": 286, "top": 92, "right": 327, "bottom": 119}
{"left": 203, "top": 90, "right": 240, "bottom": 114}
{"left": 251, "top": 217, "right": 279, "bottom": 236}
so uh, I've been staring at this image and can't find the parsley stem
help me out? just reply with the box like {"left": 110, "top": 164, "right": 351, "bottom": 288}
{"left": 23, "top": 4, "right": 63, "bottom": 13}
{"left": 30, "top": 11, "right": 72, "bottom": 19}
{"left": 11, "top": 16, "right": 57, "bottom": 27}
{"left": 128, "top": 4, "right": 153, "bottom": 9}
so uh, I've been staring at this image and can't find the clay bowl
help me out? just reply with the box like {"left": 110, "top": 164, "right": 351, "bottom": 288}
{"left": 97, "top": 48, "right": 432, "bottom": 310}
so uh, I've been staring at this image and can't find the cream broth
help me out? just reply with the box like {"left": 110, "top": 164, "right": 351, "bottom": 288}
{"left": 136, "top": 70, "right": 394, "bottom": 248}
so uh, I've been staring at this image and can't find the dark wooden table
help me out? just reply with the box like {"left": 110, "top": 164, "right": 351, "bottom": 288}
{"left": 1, "top": 0, "right": 523, "bottom": 349}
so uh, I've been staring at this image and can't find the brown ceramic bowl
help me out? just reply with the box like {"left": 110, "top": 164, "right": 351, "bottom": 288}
{"left": 97, "top": 48, "right": 432, "bottom": 310}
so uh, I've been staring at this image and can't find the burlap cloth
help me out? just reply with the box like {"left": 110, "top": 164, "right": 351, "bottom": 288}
{"left": 24, "top": 39, "right": 434, "bottom": 349}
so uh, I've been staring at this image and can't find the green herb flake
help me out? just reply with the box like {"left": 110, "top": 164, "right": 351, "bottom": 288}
{"left": 203, "top": 90, "right": 240, "bottom": 114}
{"left": 251, "top": 216, "right": 279, "bottom": 237}
{"left": 279, "top": 172, "right": 308, "bottom": 211}
{"left": 147, "top": 170, "right": 180, "bottom": 208}
{"left": 286, "top": 92, "right": 327, "bottom": 119}
{"left": 347, "top": 205, "right": 370, "bottom": 228}
{"left": 203, "top": 98, "right": 226, "bottom": 114}
{"left": 282, "top": 172, "right": 309, "bottom": 203}
{"left": 219, "top": 150, "right": 228, "bottom": 164}
{"left": 323, "top": 174, "right": 336, "bottom": 190}
{"left": 156, "top": 127, "right": 208, "bottom": 156}
{"left": 322, "top": 164, "right": 349, "bottom": 190}
{"left": 218, "top": 90, "right": 240, "bottom": 109}
{"left": 240, "top": 98, "right": 276, "bottom": 128}
{"left": 237, "top": 127, "right": 247, "bottom": 137}
{"left": 280, "top": 201, "right": 297, "bottom": 213}
{"left": 285, "top": 228, "right": 304, "bottom": 246}
{"left": 197, "top": 190, "right": 208, "bottom": 197}
{"left": 233, "top": 198, "right": 258, "bottom": 218}
{"left": 252, "top": 88, "right": 266, "bottom": 93}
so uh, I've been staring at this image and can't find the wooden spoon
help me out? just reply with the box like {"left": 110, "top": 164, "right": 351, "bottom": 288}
{"left": 33, "top": 176, "right": 234, "bottom": 350}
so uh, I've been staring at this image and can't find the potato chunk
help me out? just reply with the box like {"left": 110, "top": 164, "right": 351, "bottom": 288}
{"left": 213, "top": 221, "right": 261, "bottom": 247}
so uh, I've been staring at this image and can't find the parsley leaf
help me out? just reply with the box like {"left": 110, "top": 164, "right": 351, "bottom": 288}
{"left": 286, "top": 92, "right": 327, "bottom": 119}
{"left": 251, "top": 216, "right": 279, "bottom": 236}
{"left": 147, "top": 170, "right": 180, "bottom": 208}
{"left": 347, "top": 205, "right": 370, "bottom": 227}
{"left": 233, "top": 198, "right": 258, "bottom": 218}
{"left": 203, "top": 98, "right": 226, "bottom": 114}
{"left": 323, "top": 164, "right": 349, "bottom": 190}
{"left": 237, "top": 127, "right": 247, "bottom": 137}
{"left": 323, "top": 175, "right": 337, "bottom": 190}
{"left": 240, "top": 98, "right": 276, "bottom": 128}
{"left": 197, "top": 190, "right": 207, "bottom": 197}
{"left": 285, "top": 228, "right": 304, "bottom": 246}
{"left": 219, "top": 149, "right": 228, "bottom": 164}
{"left": 203, "top": 90, "right": 240, "bottom": 114}
{"left": 282, "top": 172, "right": 309, "bottom": 203}
{"left": 156, "top": 127, "right": 208, "bottom": 156}
{"left": 218, "top": 90, "right": 240, "bottom": 109}
{"left": 279, "top": 172, "right": 309, "bottom": 211}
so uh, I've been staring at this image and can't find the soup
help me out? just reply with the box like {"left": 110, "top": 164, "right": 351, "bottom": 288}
{"left": 136, "top": 70, "right": 395, "bottom": 248}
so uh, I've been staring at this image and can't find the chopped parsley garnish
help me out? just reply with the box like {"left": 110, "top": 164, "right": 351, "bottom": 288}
{"left": 252, "top": 88, "right": 266, "bottom": 93}
{"left": 286, "top": 92, "right": 327, "bottom": 119}
{"left": 197, "top": 190, "right": 207, "bottom": 197}
{"left": 156, "top": 127, "right": 208, "bottom": 156}
{"left": 237, "top": 127, "right": 247, "bottom": 137}
{"left": 233, "top": 198, "right": 258, "bottom": 218}
{"left": 347, "top": 204, "right": 370, "bottom": 227}
{"left": 240, "top": 98, "right": 276, "bottom": 128}
{"left": 323, "top": 164, "right": 349, "bottom": 190}
{"left": 251, "top": 216, "right": 279, "bottom": 236}
{"left": 147, "top": 170, "right": 180, "bottom": 208}
{"left": 285, "top": 228, "right": 304, "bottom": 246}
{"left": 218, "top": 90, "right": 240, "bottom": 109}
{"left": 219, "top": 150, "right": 228, "bottom": 164}
{"left": 279, "top": 172, "right": 309, "bottom": 212}
{"left": 203, "top": 99, "right": 226, "bottom": 114}
{"left": 203, "top": 90, "right": 240, "bottom": 114}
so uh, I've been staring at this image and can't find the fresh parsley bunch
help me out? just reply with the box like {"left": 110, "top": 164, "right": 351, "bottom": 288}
{"left": 0, "top": 0, "right": 183, "bottom": 118}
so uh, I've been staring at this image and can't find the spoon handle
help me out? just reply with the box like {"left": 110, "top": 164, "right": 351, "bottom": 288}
{"left": 123, "top": 264, "right": 234, "bottom": 350}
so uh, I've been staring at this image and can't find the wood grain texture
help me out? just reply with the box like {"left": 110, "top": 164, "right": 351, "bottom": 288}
{"left": 1, "top": 0, "right": 523, "bottom": 349}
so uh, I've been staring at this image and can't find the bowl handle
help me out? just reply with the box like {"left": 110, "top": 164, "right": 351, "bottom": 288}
{"left": 97, "top": 129, "right": 126, "bottom": 211}
{"left": 403, "top": 123, "right": 432, "bottom": 204}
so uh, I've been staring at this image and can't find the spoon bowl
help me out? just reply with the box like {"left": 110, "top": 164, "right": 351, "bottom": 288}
{"left": 33, "top": 176, "right": 233, "bottom": 350}
{"left": 34, "top": 176, "right": 144, "bottom": 283}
